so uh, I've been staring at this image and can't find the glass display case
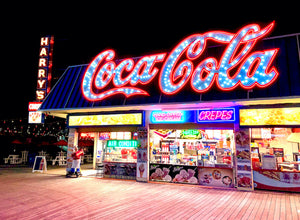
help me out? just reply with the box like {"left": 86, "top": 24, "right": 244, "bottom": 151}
{"left": 103, "top": 139, "right": 137, "bottom": 163}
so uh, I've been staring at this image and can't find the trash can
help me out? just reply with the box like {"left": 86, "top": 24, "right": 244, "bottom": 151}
{"left": 28, "top": 153, "right": 36, "bottom": 167}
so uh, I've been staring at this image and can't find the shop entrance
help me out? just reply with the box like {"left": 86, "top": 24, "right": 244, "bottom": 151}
{"left": 94, "top": 131, "right": 137, "bottom": 179}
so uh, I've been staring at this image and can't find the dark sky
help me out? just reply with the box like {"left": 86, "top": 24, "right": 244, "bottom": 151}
{"left": 1, "top": 4, "right": 299, "bottom": 120}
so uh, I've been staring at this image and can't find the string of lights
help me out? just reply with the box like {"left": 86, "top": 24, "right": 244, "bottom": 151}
{"left": 0, "top": 116, "right": 68, "bottom": 138}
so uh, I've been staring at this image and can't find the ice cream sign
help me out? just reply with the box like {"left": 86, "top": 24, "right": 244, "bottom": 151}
{"left": 82, "top": 22, "right": 279, "bottom": 101}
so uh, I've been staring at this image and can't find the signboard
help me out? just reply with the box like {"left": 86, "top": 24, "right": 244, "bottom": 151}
{"left": 150, "top": 110, "right": 195, "bottom": 124}
{"left": 240, "top": 107, "right": 300, "bottom": 126}
{"left": 68, "top": 112, "right": 143, "bottom": 127}
{"left": 36, "top": 36, "right": 54, "bottom": 101}
{"left": 149, "top": 164, "right": 199, "bottom": 184}
{"left": 104, "top": 162, "right": 136, "bottom": 180}
{"left": 28, "top": 102, "right": 42, "bottom": 111}
{"left": 28, "top": 111, "right": 44, "bottom": 124}
{"left": 235, "top": 128, "right": 254, "bottom": 191}
{"left": 32, "top": 156, "right": 47, "bottom": 173}
{"left": 137, "top": 127, "right": 148, "bottom": 182}
{"left": 197, "top": 108, "right": 236, "bottom": 123}
{"left": 198, "top": 167, "right": 234, "bottom": 188}
{"left": 28, "top": 102, "right": 44, "bottom": 124}
{"left": 82, "top": 22, "right": 279, "bottom": 102}
{"left": 107, "top": 140, "right": 138, "bottom": 148}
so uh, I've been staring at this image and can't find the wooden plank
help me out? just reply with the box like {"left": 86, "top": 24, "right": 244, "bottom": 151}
{"left": 1, "top": 170, "right": 300, "bottom": 219}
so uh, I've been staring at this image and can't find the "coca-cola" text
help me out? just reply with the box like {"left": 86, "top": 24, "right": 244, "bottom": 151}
{"left": 82, "top": 22, "right": 279, "bottom": 101}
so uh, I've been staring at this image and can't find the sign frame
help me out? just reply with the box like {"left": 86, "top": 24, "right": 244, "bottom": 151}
{"left": 149, "top": 110, "right": 195, "bottom": 124}
{"left": 68, "top": 111, "right": 144, "bottom": 127}
{"left": 239, "top": 107, "right": 300, "bottom": 126}
{"left": 32, "top": 156, "right": 47, "bottom": 173}
{"left": 197, "top": 108, "right": 236, "bottom": 123}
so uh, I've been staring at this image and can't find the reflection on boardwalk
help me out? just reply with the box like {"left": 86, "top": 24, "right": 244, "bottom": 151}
{"left": 0, "top": 168, "right": 299, "bottom": 219}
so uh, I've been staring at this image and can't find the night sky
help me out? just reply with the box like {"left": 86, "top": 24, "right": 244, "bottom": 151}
{"left": 1, "top": 4, "right": 299, "bottom": 120}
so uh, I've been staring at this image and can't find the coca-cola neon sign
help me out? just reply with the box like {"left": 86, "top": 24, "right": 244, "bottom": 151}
{"left": 82, "top": 22, "right": 279, "bottom": 101}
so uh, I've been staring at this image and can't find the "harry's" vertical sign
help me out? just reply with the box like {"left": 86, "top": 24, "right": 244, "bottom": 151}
{"left": 36, "top": 36, "right": 54, "bottom": 101}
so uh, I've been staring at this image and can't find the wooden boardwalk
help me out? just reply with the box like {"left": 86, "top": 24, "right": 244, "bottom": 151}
{"left": 0, "top": 168, "right": 300, "bottom": 219}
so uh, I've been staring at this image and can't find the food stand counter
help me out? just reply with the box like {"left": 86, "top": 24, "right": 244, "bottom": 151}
{"left": 253, "top": 168, "right": 300, "bottom": 192}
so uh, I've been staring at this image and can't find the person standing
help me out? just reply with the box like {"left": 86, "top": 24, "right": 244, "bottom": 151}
{"left": 70, "top": 146, "right": 84, "bottom": 176}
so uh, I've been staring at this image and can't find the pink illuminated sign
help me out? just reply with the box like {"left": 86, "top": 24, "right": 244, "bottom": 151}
{"left": 82, "top": 22, "right": 279, "bottom": 101}
{"left": 153, "top": 112, "right": 183, "bottom": 122}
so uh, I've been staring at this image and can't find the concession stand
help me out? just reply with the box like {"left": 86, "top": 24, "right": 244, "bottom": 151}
{"left": 240, "top": 108, "right": 300, "bottom": 192}
{"left": 39, "top": 22, "right": 300, "bottom": 192}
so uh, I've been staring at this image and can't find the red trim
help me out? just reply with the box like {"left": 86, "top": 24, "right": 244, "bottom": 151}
{"left": 254, "top": 181, "right": 300, "bottom": 192}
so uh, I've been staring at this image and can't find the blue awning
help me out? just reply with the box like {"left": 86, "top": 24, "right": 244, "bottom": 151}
{"left": 39, "top": 34, "right": 300, "bottom": 117}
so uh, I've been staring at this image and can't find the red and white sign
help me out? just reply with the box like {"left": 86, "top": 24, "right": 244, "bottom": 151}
{"left": 28, "top": 102, "right": 43, "bottom": 123}
{"left": 28, "top": 102, "right": 42, "bottom": 111}
{"left": 82, "top": 22, "right": 279, "bottom": 101}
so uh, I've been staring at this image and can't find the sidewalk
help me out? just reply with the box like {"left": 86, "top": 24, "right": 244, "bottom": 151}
{"left": 0, "top": 167, "right": 299, "bottom": 219}
{"left": 45, "top": 164, "right": 98, "bottom": 176}
{"left": 0, "top": 163, "right": 96, "bottom": 176}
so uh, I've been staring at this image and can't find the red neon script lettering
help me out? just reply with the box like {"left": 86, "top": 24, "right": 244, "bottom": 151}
{"left": 82, "top": 22, "right": 279, "bottom": 101}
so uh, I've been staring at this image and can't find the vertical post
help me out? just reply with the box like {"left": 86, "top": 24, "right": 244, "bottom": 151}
{"left": 136, "top": 127, "right": 148, "bottom": 182}
{"left": 66, "top": 128, "right": 78, "bottom": 173}
{"left": 296, "top": 35, "right": 300, "bottom": 63}
{"left": 93, "top": 132, "right": 99, "bottom": 169}
{"left": 234, "top": 128, "right": 254, "bottom": 191}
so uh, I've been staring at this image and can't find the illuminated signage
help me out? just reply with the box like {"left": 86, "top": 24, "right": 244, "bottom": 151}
{"left": 28, "top": 102, "right": 43, "bottom": 124}
{"left": 240, "top": 107, "right": 300, "bottom": 126}
{"left": 182, "top": 130, "right": 200, "bottom": 136}
{"left": 107, "top": 140, "right": 138, "bottom": 148}
{"left": 28, "top": 111, "right": 44, "bottom": 124}
{"left": 80, "top": 132, "right": 95, "bottom": 138}
{"left": 150, "top": 110, "right": 194, "bottom": 123}
{"left": 82, "top": 22, "right": 279, "bottom": 101}
{"left": 68, "top": 113, "right": 143, "bottom": 127}
{"left": 181, "top": 129, "right": 202, "bottom": 139}
{"left": 36, "top": 36, "right": 54, "bottom": 101}
{"left": 28, "top": 102, "right": 42, "bottom": 111}
{"left": 197, "top": 108, "right": 235, "bottom": 123}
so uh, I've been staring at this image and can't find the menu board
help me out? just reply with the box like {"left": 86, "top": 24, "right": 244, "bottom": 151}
{"left": 136, "top": 127, "right": 148, "bottom": 182}
{"left": 68, "top": 113, "right": 143, "bottom": 126}
{"left": 32, "top": 156, "right": 47, "bottom": 173}
{"left": 235, "top": 129, "right": 254, "bottom": 191}
{"left": 240, "top": 107, "right": 300, "bottom": 126}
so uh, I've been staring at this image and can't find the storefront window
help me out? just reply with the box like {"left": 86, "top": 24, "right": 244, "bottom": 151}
{"left": 149, "top": 129, "right": 234, "bottom": 168}
{"left": 98, "top": 132, "right": 137, "bottom": 163}
{"left": 250, "top": 128, "right": 300, "bottom": 171}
